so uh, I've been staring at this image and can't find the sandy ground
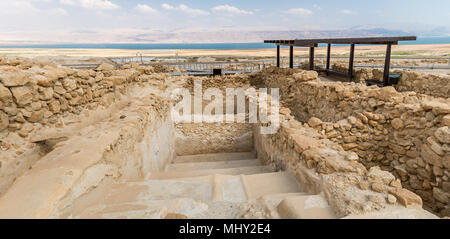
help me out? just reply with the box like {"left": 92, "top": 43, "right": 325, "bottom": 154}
{"left": 0, "top": 44, "right": 449, "bottom": 59}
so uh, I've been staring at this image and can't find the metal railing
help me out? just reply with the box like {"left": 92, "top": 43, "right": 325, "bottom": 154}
{"left": 62, "top": 57, "right": 450, "bottom": 75}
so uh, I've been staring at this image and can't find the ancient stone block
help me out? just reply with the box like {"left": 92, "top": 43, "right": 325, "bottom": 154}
{"left": 105, "top": 76, "right": 126, "bottom": 85}
{"left": 293, "top": 71, "right": 318, "bottom": 82}
{"left": 421, "top": 144, "right": 443, "bottom": 167}
{"left": 387, "top": 194, "right": 397, "bottom": 204}
{"left": 26, "top": 110, "right": 43, "bottom": 123}
{"left": 443, "top": 182, "right": 450, "bottom": 192}
{"left": 53, "top": 85, "right": 66, "bottom": 95}
{"left": 390, "top": 179, "right": 402, "bottom": 188}
{"left": 342, "top": 143, "right": 358, "bottom": 151}
{"left": 62, "top": 78, "right": 77, "bottom": 91}
{"left": 30, "top": 102, "right": 41, "bottom": 111}
{"left": 435, "top": 127, "right": 450, "bottom": 144}
{"left": 0, "top": 83, "right": 12, "bottom": 104}
{"left": 291, "top": 134, "right": 321, "bottom": 154}
{"left": 433, "top": 187, "right": 449, "bottom": 204}
{"left": 371, "top": 182, "right": 387, "bottom": 193}
{"left": 97, "top": 63, "right": 115, "bottom": 72}
{"left": 0, "top": 110, "right": 8, "bottom": 131}
{"left": 444, "top": 155, "right": 450, "bottom": 169}
{"left": 307, "top": 117, "right": 322, "bottom": 128}
{"left": 389, "top": 188, "right": 423, "bottom": 209}
{"left": 444, "top": 115, "right": 450, "bottom": 127}
{"left": 36, "top": 75, "right": 54, "bottom": 87}
{"left": 391, "top": 118, "right": 404, "bottom": 130}
{"left": 0, "top": 71, "right": 28, "bottom": 86}
{"left": 394, "top": 165, "right": 409, "bottom": 181}
{"left": 343, "top": 136, "right": 357, "bottom": 143}
{"left": 10, "top": 85, "right": 33, "bottom": 106}
{"left": 376, "top": 86, "right": 402, "bottom": 102}
{"left": 367, "top": 166, "right": 395, "bottom": 185}
{"left": 48, "top": 100, "right": 61, "bottom": 113}
{"left": 422, "top": 99, "right": 450, "bottom": 114}
{"left": 39, "top": 87, "right": 54, "bottom": 101}
{"left": 359, "top": 181, "right": 370, "bottom": 190}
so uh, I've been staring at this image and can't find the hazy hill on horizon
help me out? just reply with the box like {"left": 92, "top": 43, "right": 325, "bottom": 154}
{"left": 0, "top": 27, "right": 448, "bottom": 45}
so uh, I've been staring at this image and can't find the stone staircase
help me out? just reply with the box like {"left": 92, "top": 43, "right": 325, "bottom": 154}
{"left": 63, "top": 151, "right": 336, "bottom": 219}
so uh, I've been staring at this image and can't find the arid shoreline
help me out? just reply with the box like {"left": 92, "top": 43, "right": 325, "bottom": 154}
{"left": 0, "top": 44, "right": 449, "bottom": 58}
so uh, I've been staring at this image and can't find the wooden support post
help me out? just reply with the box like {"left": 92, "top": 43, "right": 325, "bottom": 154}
{"left": 309, "top": 47, "right": 315, "bottom": 70}
{"left": 383, "top": 43, "right": 392, "bottom": 86}
{"left": 289, "top": 45, "right": 294, "bottom": 69}
{"left": 326, "top": 44, "right": 331, "bottom": 75}
{"left": 348, "top": 43, "right": 355, "bottom": 81}
{"left": 276, "top": 45, "right": 280, "bottom": 68}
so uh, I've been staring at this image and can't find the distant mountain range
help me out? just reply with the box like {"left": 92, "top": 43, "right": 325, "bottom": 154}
{"left": 0, "top": 27, "right": 448, "bottom": 45}
{"left": 126, "top": 28, "right": 415, "bottom": 43}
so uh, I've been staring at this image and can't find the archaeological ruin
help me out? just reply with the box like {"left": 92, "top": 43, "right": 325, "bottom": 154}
{"left": 0, "top": 51, "right": 448, "bottom": 219}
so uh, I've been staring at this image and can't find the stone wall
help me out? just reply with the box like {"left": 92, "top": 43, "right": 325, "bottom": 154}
{"left": 0, "top": 57, "right": 171, "bottom": 196}
{"left": 174, "top": 75, "right": 255, "bottom": 155}
{"left": 0, "top": 58, "right": 178, "bottom": 217}
{"left": 0, "top": 57, "right": 168, "bottom": 137}
{"left": 394, "top": 70, "right": 450, "bottom": 99}
{"left": 253, "top": 105, "right": 435, "bottom": 218}
{"left": 175, "top": 123, "right": 253, "bottom": 155}
{"left": 0, "top": 92, "right": 176, "bottom": 218}
{"left": 329, "top": 63, "right": 450, "bottom": 98}
{"left": 251, "top": 68, "right": 450, "bottom": 217}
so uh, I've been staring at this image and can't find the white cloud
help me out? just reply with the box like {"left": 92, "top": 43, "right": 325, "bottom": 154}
{"left": 284, "top": 8, "right": 313, "bottom": 16}
{"left": 340, "top": 9, "right": 356, "bottom": 15}
{"left": 60, "top": 0, "right": 119, "bottom": 10}
{"left": 312, "top": 4, "right": 322, "bottom": 10}
{"left": 161, "top": 3, "right": 208, "bottom": 16}
{"left": 161, "top": 3, "right": 174, "bottom": 10}
{"left": 49, "top": 7, "right": 68, "bottom": 15}
{"left": 212, "top": 5, "right": 253, "bottom": 15}
{"left": 136, "top": 4, "right": 157, "bottom": 14}
{"left": 0, "top": 1, "right": 68, "bottom": 18}
{"left": 59, "top": 0, "right": 76, "bottom": 6}
{"left": 0, "top": 1, "right": 40, "bottom": 15}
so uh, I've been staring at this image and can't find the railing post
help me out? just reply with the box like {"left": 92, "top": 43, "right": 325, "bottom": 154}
{"left": 309, "top": 47, "right": 315, "bottom": 70}
{"left": 276, "top": 45, "right": 280, "bottom": 68}
{"left": 289, "top": 45, "right": 294, "bottom": 69}
{"left": 383, "top": 43, "right": 392, "bottom": 86}
{"left": 348, "top": 43, "right": 355, "bottom": 81}
{"left": 326, "top": 44, "right": 331, "bottom": 75}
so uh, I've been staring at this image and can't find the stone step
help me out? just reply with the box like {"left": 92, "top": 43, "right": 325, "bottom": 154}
{"left": 76, "top": 198, "right": 211, "bottom": 219}
{"left": 242, "top": 172, "right": 303, "bottom": 200}
{"left": 173, "top": 152, "right": 256, "bottom": 164}
{"left": 167, "top": 159, "right": 261, "bottom": 172}
{"left": 61, "top": 177, "right": 215, "bottom": 218}
{"left": 259, "top": 192, "right": 311, "bottom": 219}
{"left": 149, "top": 166, "right": 272, "bottom": 180}
{"left": 63, "top": 171, "right": 307, "bottom": 219}
{"left": 276, "top": 195, "right": 337, "bottom": 219}
{"left": 261, "top": 192, "right": 310, "bottom": 208}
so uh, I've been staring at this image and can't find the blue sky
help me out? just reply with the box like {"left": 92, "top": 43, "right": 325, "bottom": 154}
{"left": 0, "top": 0, "right": 449, "bottom": 43}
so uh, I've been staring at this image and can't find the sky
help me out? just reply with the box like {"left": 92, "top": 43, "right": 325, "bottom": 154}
{"left": 0, "top": 0, "right": 449, "bottom": 43}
